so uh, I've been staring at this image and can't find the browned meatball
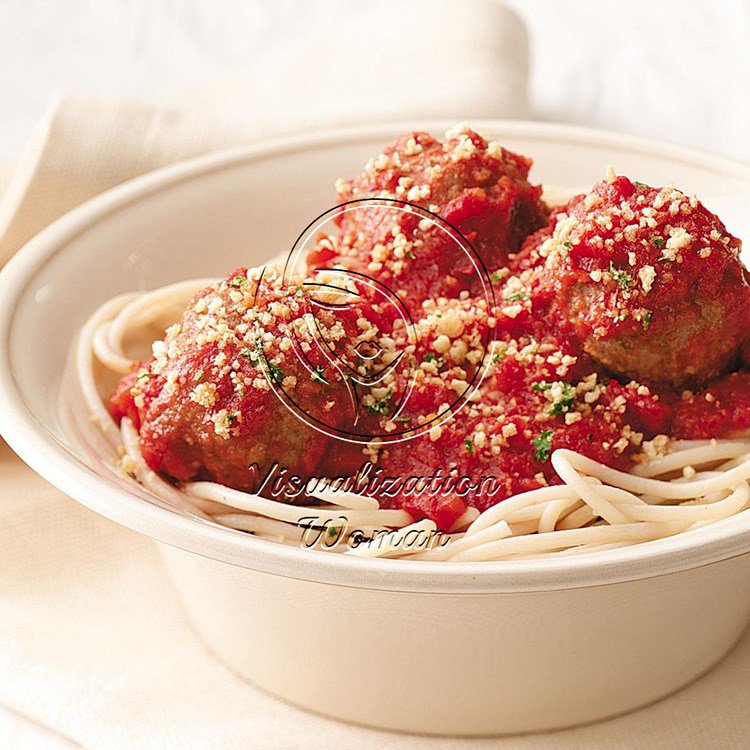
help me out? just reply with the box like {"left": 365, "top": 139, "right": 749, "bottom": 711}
{"left": 532, "top": 172, "right": 750, "bottom": 388}
{"left": 109, "top": 267, "right": 399, "bottom": 490}
{"left": 307, "top": 126, "right": 548, "bottom": 310}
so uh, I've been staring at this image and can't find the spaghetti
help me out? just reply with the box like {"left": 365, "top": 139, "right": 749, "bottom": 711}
{"left": 73, "top": 127, "right": 750, "bottom": 562}
{"left": 73, "top": 282, "right": 750, "bottom": 562}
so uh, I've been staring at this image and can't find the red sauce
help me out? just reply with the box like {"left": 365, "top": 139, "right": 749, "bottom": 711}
{"left": 308, "top": 128, "right": 548, "bottom": 312}
{"left": 109, "top": 129, "right": 750, "bottom": 530}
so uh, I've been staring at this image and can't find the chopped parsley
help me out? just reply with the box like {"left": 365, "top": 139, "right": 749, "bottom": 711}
{"left": 326, "top": 525, "right": 340, "bottom": 540}
{"left": 266, "top": 361, "right": 284, "bottom": 385}
{"left": 504, "top": 290, "right": 530, "bottom": 302}
{"left": 532, "top": 430, "right": 554, "bottom": 462}
{"left": 240, "top": 346, "right": 258, "bottom": 363}
{"left": 642, "top": 310, "right": 653, "bottom": 331}
{"left": 533, "top": 381, "right": 575, "bottom": 415}
{"left": 464, "top": 438, "right": 474, "bottom": 455}
{"left": 633, "top": 181, "right": 648, "bottom": 189}
{"left": 311, "top": 365, "right": 327, "bottom": 384}
{"left": 295, "top": 285, "right": 305, "bottom": 297}
{"left": 652, "top": 236, "right": 665, "bottom": 250}
{"left": 405, "top": 248, "right": 416, "bottom": 260}
{"left": 548, "top": 383, "right": 575, "bottom": 415}
{"left": 563, "top": 241, "right": 572, "bottom": 249}
{"left": 424, "top": 353, "right": 445, "bottom": 367}
{"left": 492, "top": 347, "right": 507, "bottom": 364}
{"left": 228, "top": 275, "right": 246, "bottom": 288}
{"left": 393, "top": 415, "right": 411, "bottom": 423}
{"left": 242, "top": 341, "right": 283, "bottom": 384}
{"left": 225, "top": 412, "right": 238, "bottom": 426}
{"left": 136, "top": 371, "right": 150, "bottom": 381}
{"left": 609, "top": 262, "right": 633, "bottom": 291}
{"left": 366, "top": 389, "right": 392, "bottom": 417}
{"left": 490, "top": 269, "right": 507, "bottom": 285}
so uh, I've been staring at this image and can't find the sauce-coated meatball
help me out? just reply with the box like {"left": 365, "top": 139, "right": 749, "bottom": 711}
{"left": 308, "top": 126, "right": 548, "bottom": 310}
{"left": 532, "top": 172, "right": 750, "bottom": 387}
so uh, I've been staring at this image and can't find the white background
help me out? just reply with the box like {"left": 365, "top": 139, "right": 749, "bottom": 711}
{"left": 1, "top": 0, "right": 748, "bottom": 164}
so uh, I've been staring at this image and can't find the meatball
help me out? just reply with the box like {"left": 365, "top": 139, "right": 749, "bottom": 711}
{"left": 109, "top": 266, "right": 399, "bottom": 491}
{"left": 307, "top": 126, "right": 548, "bottom": 310}
{"left": 533, "top": 172, "right": 750, "bottom": 388}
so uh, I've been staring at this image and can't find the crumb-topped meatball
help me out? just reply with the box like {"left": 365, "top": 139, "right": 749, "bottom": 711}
{"left": 307, "top": 125, "right": 548, "bottom": 308}
{"left": 533, "top": 171, "right": 750, "bottom": 388}
{"left": 109, "top": 267, "right": 398, "bottom": 490}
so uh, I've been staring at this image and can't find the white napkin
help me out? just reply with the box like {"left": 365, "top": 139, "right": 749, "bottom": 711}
{"left": 0, "top": 0, "right": 528, "bottom": 266}
{"left": 0, "top": 2, "right": 748, "bottom": 747}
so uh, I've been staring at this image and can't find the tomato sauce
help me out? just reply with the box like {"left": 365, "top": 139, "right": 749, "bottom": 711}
{"left": 109, "top": 129, "right": 750, "bottom": 530}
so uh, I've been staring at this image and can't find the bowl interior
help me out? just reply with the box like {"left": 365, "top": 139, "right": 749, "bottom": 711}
{"left": 2, "top": 120, "right": 750, "bottom": 592}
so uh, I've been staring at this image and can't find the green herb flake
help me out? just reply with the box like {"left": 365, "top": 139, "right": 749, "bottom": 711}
{"left": 267, "top": 361, "right": 284, "bottom": 385}
{"left": 245, "top": 341, "right": 284, "bottom": 385}
{"left": 609, "top": 262, "right": 633, "bottom": 291}
{"left": 490, "top": 270, "right": 502, "bottom": 284}
{"left": 533, "top": 381, "right": 575, "bottom": 415}
{"left": 634, "top": 180, "right": 648, "bottom": 189}
{"left": 136, "top": 371, "right": 150, "bottom": 381}
{"left": 563, "top": 241, "right": 572, "bottom": 249}
{"left": 652, "top": 236, "right": 665, "bottom": 250}
{"left": 504, "top": 291, "right": 530, "bottom": 302}
{"left": 548, "top": 383, "right": 575, "bottom": 416}
{"left": 532, "top": 430, "right": 554, "bottom": 462}
{"left": 311, "top": 365, "right": 327, "bottom": 384}
{"left": 240, "top": 347, "right": 261, "bottom": 369}
{"left": 228, "top": 275, "right": 246, "bottom": 288}
{"left": 242, "top": 341, "right": 283, "bottom": 384}
{"left": 492, "top": 346, "right": 507, "bottom": 364}
{"left": 393, "top": 415, "right": 412, "bottom": 423}
{"left": 295, "top": 285, "right": 305, "bottom": 297}
{"left": 642, "top": 310, "right": 653, "bottom": 331}
{"left": 406, "top": 248, "right": 416, "bottom": 260}
{"left": 226, "top": 412, "right": 238, "bottom": 426}
{"left": 366, "top": 389, "right": 392, "bottom": 417}
{"left": 464, "top": 438, "right": 474, "bottom": 455}
{"left": 424, "top": 353, "right": 445, "bottom": 367}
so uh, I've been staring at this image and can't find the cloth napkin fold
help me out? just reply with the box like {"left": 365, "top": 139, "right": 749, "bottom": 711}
{"left": 0, "top": 0, "right": 529, "bottom": 267}
{"left": 0, "top": 1, "right": 748, "bottom": 747}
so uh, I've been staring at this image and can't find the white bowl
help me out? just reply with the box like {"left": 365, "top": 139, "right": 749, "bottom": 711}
{"left": 2, "top": 121, "right": 750, "bottom": 735}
